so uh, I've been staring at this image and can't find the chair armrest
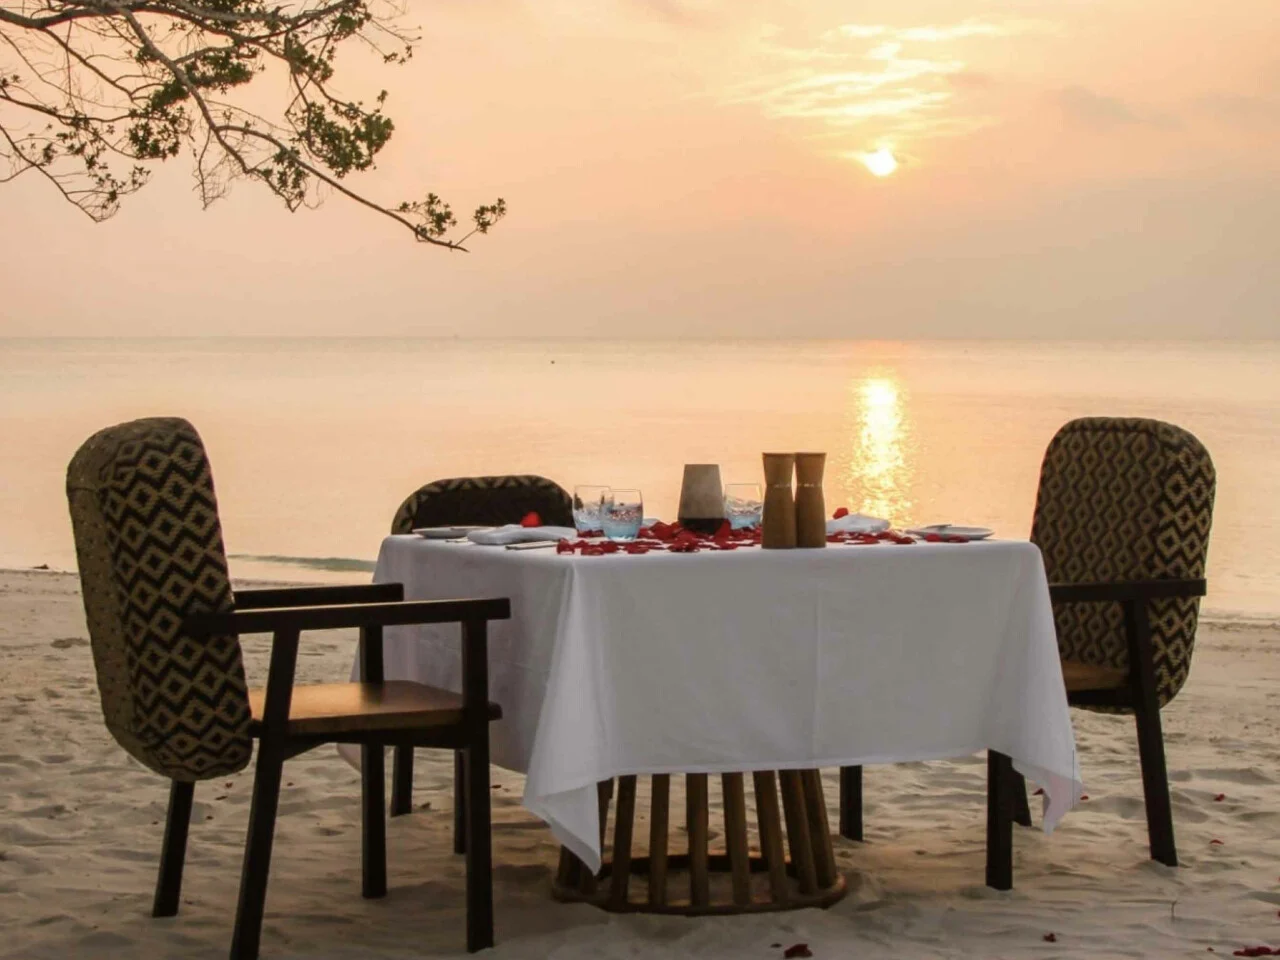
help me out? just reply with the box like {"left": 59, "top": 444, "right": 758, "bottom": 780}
{"left": 234, "top": 583, "right": 404, "bottom": 610}
{"left": 185, "top": 597, "right": 511, "bottom": 637}
{"left": 1048, "top": 579, "right": 1206, "bottom": 604}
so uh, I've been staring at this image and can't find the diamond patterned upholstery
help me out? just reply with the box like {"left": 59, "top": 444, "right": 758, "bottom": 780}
{"left": 1031, "top": 418, "right": 1215, "bottom": 710}
{"left": 67, "top": 417, "right": 252, "bottom": 781}
{"left": 390, "top": 475, "right": 572, "bottom": 534}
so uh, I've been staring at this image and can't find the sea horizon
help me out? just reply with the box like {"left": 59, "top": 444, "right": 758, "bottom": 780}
{"left": 4, "top": 337, "right": 1276, "bottom": 620}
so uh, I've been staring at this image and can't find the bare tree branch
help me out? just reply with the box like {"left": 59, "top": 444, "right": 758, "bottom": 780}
{"left": 0, "top": 0, "right": 505, "bottom": 246}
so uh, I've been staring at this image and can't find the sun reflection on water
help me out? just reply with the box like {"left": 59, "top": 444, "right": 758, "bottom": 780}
{"left": 838, "top": 374, "right": 915, "bottom": 524}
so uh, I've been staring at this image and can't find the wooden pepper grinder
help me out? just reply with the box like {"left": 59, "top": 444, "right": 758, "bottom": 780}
{"left": 794, "top": 452, "right": 827, "bottom": 548}
{"left": 761, "top": 453, "right": 797, "bottom": 549}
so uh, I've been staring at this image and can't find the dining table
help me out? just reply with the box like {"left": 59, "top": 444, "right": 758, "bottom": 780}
{"left": 344, "top": 529, "right": 1083, "bottom": 912}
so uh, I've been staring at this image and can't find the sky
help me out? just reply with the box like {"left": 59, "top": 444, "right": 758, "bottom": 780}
{"left": 1, "top": 0, "right": 1277, "bottom": 338}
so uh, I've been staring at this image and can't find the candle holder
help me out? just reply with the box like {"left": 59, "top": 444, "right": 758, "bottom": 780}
{"left": 794, "top": 452, "right": 827, "bottom": 548}
{"left": 677, "top": 464, "right": 725, "bottom": 535}
{"left": 761, "top": 453, "right": 797, "bottom": 549}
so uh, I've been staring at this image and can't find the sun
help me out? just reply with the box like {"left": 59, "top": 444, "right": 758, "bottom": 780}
{"left": 859, "top": 148, "right": 899, "bottom": 178}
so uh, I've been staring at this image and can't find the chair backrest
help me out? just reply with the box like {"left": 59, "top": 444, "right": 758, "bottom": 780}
{"left": 66, "top": 417, "right": 253, "bottom": 782}
{"left": 390, "top": 475, "right": 574, "bottom": 534}
{"left": 1030, "top": 417, "right": 1215, "bottom": 707}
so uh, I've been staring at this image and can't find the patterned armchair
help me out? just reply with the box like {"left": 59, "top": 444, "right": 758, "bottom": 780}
{"left": 839, "top": 417, "right": 1214, "bottom": 874}
{"left": 68, "top": 418, "right": 508, "bottom": 958}
{"left": 387, "top": 474, "right": 571, "bottom": 842}
{"left": 390, "top": 474, "right": 573, "bottom": 533}
{"left": 1033, "top": 417, "right": 1215, "bottom": 711}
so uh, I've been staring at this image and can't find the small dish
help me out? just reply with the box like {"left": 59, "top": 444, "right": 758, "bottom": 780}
{"left": 906, "top": 524, "right": 994, "bottom": 541}
{"left": 412, "top": 526, "right": 494, "bottom": 539}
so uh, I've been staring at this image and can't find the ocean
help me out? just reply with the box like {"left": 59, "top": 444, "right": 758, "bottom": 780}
{"left": 2, "top": 338, "right": 1276, "bottom": 620}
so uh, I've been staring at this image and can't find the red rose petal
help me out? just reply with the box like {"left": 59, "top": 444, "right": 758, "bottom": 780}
{"left": 1215, "top": 793, "right": 1226, "bottom": 802}
{"left": 556, "top": 540, "right": 575, "bottom": 554}
{"left": 1033, "top": 788, "right": 1045, "bottom": 796}
{"left": 520, "top": 511, "right": 542, "bottom": 528}
{"left": 1043, "top": 933, "right": 1057, "bottom": 943}
{"left": 783, "top": 946, "right": 813, "bottom": 959}
{"left": 833, "top": 507, "right": 849, "bottom": 519}
{"left": 1210, "top": 838, "right": 1224, "bottom": 845}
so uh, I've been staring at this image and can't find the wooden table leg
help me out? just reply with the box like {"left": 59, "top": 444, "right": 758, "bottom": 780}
{"left": 753, "top": 771, "right": 790, "bottom": 905}
{"left": 721, "top": 772, "right": 752, "bottom": 906}
{"left": 552, "top": 769, "right": 845, "bottom": 915}
{"left": 686, "top": 773, "right": 710, "bottom": 908}
{"left": 779, "top": 770, "right": 818, "bottom": 895}
{"left": 648, "top": 774, "right": 670, "bottom": 908}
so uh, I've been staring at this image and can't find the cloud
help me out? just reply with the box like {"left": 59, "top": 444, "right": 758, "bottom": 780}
{"left": 1198, "top": 92, "right": 1280, "bottom": 127}
{"left": 1051, "top": 86, "right": 1177, "bottom": 130}
{"left": 724, "top": 17, "right": 1038, "bottom": 146}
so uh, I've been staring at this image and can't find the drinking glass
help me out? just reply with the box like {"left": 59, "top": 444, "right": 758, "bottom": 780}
{"left": 724, "top": 483, "right": 764, "bottom": 530}
{"left": 601, "top": 488, "right": 644, "bottom": 541}
{"left": 573, "top": 485, "right": 610, "bottom": 536}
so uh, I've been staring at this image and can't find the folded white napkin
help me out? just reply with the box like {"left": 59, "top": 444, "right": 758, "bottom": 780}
{"left": 466, "top": 524, "right": 577, "bottom": 545}
{"left": 825, "top": 513, "right": 891, "bottom": 535}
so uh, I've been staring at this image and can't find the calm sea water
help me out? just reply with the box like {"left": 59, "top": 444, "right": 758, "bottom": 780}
{"left": 2, "top": 339, "right": 1276, "bottom": 620}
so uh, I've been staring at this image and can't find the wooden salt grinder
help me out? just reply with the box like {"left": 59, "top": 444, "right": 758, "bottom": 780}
{"left": 794, "top": 452, "right": 827, "bottom": 549}
{"left": 761, "top": 453, "right": 797, "bottom": 549}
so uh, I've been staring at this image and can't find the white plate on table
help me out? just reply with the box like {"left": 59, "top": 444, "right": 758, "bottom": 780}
{"left": 412, "top": 526, "right": 493, "bottom": 539}
{"left": 906, "top": 524, "right": 995, "bottom": 541}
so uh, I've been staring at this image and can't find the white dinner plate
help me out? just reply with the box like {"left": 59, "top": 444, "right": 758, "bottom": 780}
{"left": 905, "top": 524, "right": 995, "bottom": 541}
{"left": 412, "top": 526, "right": 493, "bottom": 539}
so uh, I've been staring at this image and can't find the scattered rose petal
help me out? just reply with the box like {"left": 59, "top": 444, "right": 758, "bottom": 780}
{"left": 1233, "top": 948, "right": 1280, "bottom": 957}
{"left": 1210, "top": 838, "right": 1225, "bottom": 845}
{"left": 833, "top": 507, "right": 849, "bottom": 519}
{"left": 520, "top": 511, "right": 542, "bottom": 527}
{"left": 783, "top": 945, "right": 813, "bottom": 959}
{"left": 1080, "top": 795, "right": 1089, "bottom": 801}
{"left": 1215, "top": 793, "right": 1226, "bottom": 802}
{"left": 1033, "top": 788, "right": 1045, "bottom": 796}
{"left": 1043, "top": 933, "right": 1057, "bottom": 943}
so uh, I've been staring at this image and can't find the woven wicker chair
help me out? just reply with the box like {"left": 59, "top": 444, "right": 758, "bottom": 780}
{"left": 839, "top": 417, "right": 1214, "bottom": 876}
{"left": 67, "top": 418, "right": 509, "bottom": 958}
{"left": 387, "top": 475, "right": 571, "bottom": 845}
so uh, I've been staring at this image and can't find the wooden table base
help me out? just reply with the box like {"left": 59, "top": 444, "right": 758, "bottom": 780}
{"left": 552, "top": 770, "right": 847, "bottom": 914}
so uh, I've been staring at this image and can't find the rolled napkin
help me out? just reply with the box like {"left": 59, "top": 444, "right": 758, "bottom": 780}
{"left": 467, "top": 524, "right": 577, "bottom": 546}
{"left": 826, "top": 512, "right": 891, "bottom": 535}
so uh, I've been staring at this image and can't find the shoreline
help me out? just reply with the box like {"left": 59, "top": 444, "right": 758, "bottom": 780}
{"left": 7, "top": 565, "right": 1278, "bottom": 630}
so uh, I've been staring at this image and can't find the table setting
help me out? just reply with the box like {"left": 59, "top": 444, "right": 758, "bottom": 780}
{"left": 348, "top": 450, "right": 1083, "bottom": 912}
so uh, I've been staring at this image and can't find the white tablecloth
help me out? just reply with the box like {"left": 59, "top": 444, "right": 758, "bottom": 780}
{"left": 350, "top": 535, "right": 1082, "bottom": 872}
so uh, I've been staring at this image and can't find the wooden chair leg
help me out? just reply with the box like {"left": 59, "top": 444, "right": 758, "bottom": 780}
{"left": 390, "top": 745, "right": 414, "bottom": 817}
{"left": 838, "top": 765, "right": 863, "bottom": 841}
{"left": 230, "top": 744, "right": 286, "bottom": 960}
{"left": 152, "top": 779, "right": 195, "bottom": 918}
{"left": 1134, "top": 694, "right": 1177, "bottom": 866}
{"left": 986, "top": 751, "right": 1013, "bottom": 891}
{"left": 1125, "top": 599, "right": 1178, "bottom": 867}
{"left": 454, "top": 750, "right": 468, "bottom": 855}
{"left": 361, "top": 744, "right": 387, "bottom": 899}
{"left": 464, "top": 736, "right": 494, "bottom": 952}
{"left": 1011, "top": 770, "right": 1033, "bottom": 827}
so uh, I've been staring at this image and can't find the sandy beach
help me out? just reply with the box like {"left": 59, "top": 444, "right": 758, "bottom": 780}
{"left": 3, "top": 567, "right": 1279, "bottom": 959}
